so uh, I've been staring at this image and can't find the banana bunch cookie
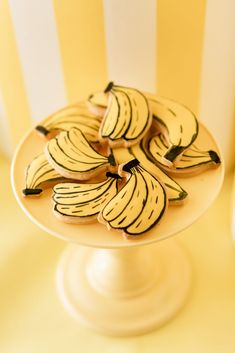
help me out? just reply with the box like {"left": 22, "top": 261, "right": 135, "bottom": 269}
{"left": 35, "top": 101, "right": 102, "bottom": 142}
{"left": 90, "top": 82, "right": 152, "bottom": 148}
{"left": 99, "top": 159, "right": 167, "bottom": 237}
{"left": 142, "top": 133, "right": 221, "bottom": 176}
{"left": 53, "top": 172, "right": 121, "bottom": 224}
{"left": 111, "top": 146, "right": 187, "bottom": 204}
{"left": 23, "top": 153, "right": 67, "bottom": 196}
{"left": 147, "top": 94, "right": 199, "bottom": 166}
{"left": 45, "top": 127, "right": 116, "bottom": 180}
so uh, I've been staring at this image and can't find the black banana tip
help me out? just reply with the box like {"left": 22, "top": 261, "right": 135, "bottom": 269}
{"left": 106, "top": 172, "right": 122, "bottom": 180}
{"left": 209, "top": 150, "right": 221, "bottom": 164}
{"left": 179, "top": 190, "right": 188, "bottom": 200}
{"left": 164, "top": 146, "right": 185, "bottom": 162}
{"left": 22, "top": 188, "right": 42, "bottom": 196}
{"left": 122, "top": 159, "right": 140, "bottom": 173}
{"left": 104, "top": 81, "right": 114, "bottom": 93}
{"left": 35, "top": 125, "right": 49, "bottom": 136}
{"left": 108, "top": 153, "right": 116, "bottom": 166}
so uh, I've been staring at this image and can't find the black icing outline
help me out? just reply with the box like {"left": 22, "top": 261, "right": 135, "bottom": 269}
{"left": 129, "top": 141, "right": 188, "bottom": 202}
{"left": 150, "top": 96, "right": 199, "bottom": 157}
{"left": 101, "top": 171, "right": 138, "bottom": 224}
{"left": 106, "top": 172, "right": 122, "bottom": 180}
{"left": 47, "top": 128, "right": 109, "bottom": 173}
{"left": 102, "top": 163, "right": 168, "bottom": 236}
{"left": 125, "top": 165, "right": 167, "bottom": 236}
{"left": 147, "top": 134, "right": 221, "bottom": 172}
{"left": 122, "top": 159, "right": 140, "bottom": 173}
{"left": 54, "top": 178, "right": 119, "bottom": 218}
{"left": 101, "top": 84, "right": 151, "bottom": 142}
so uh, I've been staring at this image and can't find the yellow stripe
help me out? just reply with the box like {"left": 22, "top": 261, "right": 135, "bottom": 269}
{"left": 53, "top": 0, "right": 108, "bottom": 103}
{"left": 0, "top": 0, "right": 32, "bottom": 147}
{"left": 157, "top": 0, "right": 206, "bottom": 115}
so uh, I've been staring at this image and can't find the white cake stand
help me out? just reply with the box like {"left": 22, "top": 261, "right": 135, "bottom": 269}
{"left": 11, "top": 124, "right": 224, "bottom": 336}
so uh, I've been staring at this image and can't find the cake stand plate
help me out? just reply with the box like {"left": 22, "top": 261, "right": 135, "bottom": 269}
{"left": 11, "top": 123, "right": 224, "bottom": 336}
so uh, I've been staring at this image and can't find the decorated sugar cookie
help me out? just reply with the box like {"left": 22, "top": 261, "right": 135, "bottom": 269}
{"left": 144, "top": 133, "right": 221, "bottom": 176}
{"left": 113, "top": 144, "right": 188, "bottom": 205}
{"left": 98, "top": 82, "right": 152, "bottom": 147}
{"left": 22, "top": 153, "right": 66, "bottom": 196}
{"left": 45, "top": 127, "right": 116, "bottom": 180}
{"left": 146, "top": 94, "right": 199, "bottom": 166}
{"left": 53, "top": 172, "right": 121, "bottom": 224}
{"left": 98, "top": 159, "right": 167, "bottom": 237}
{"left": 112, "top": 145, "right": 187, "bottom": 203}
{"left": 129, "top": 143, "right": 188, "bottom": 202}
{"left": 35, "top": 102, "right": 102, "bottom": 142}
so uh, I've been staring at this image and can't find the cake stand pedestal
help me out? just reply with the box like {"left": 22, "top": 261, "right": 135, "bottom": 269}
{"left": 11, "top": 124, "right": 224, "bottom": 336}
{"left": 57, "top": 239, "right": 190, "bottom": 336}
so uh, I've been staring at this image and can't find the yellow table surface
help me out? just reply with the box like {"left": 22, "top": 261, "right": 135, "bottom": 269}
{"left": 1, "top": 154, "right": 235, "bottom": 353}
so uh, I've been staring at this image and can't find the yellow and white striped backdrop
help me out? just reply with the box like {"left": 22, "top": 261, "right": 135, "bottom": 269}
{"left": 0, "top": 0, "right": 234, "bottom": 170}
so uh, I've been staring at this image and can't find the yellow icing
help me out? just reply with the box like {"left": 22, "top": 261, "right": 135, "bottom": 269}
{"left": 123, "top": 88, "right": 150, "bottom": 139}
{"left": 126, "top": 167, "right": 166, "bottom": 235}
{"left": 25, "top": 153, "right": 62, "bottom": 190}
{"left": 147, "top": 94, "right": 198, "bottom": 152}
{"left": 88, "top": 91, "right": 108, "bottom": 108}
{"left": 53, "top": 176, "right": 118, "bottom": 219}
{"left": 104, "top": 170, "right": 146, "bottom": 228}
{"left": 100, "top": 85, "right": 151, "bottom": 144}
{"left": 38, "top": 102, "right": 102, "bottom": 142}
{"left": 109, "top": 91, "right": 131, "bottom": 139}
{"left": 46, "top": 128, "right": 109, "bottom": 178}
{"left": 112, "top": 146, "right": 134, "bottom": 165}
{"left": 101, "top": 163, "right": 167, "bottom": 236}
{"left": 147, "top": 134, "right": 220, "bottom": 173}
{"left": 130, "top": 143, "right": 187, "bottom": 202}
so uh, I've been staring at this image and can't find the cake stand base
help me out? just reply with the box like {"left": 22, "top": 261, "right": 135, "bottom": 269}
{"left": 56, "top": 238, "right": 191, "bottom": 336}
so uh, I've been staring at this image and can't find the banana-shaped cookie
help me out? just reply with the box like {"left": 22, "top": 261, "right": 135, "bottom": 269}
{"left": 129, "top": 142, "right": 188, "bottom": 202}
{"left": 99, "top": 82, "right": 152, "bottom": 147}
{"left": 146, "top": 94, "right": 199, "bottom": 166}
{"left": 99, "top": 159, "right": 167, "bottom": 237}
{"left": 53, "top": 172, "right": 121, "bottom": 224}
{"left": 35, "top": 102, "right": 102, "bottom": 142}
{"left": 45, "top": 127, "right": 116, "bottom": 180}
{"left": 22, "top": 153, "right": 65, "bottom": 196}
{"left": 112, "top": 145, "right": 187, "bottom": 203}
{"left": 144, "top": 133, "right": 221, "bottom": 176}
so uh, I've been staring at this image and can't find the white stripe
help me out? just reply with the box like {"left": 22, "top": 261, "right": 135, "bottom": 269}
{"left": 8, "top": 0, "right": 67, "bottom": 122}
{"left": 0, "top": 93, "right": 13, "bottom": 158}
{"left": 103, "top": 0, "right": 156, "bottom": 93}
{"left": 199, "top": 0, "right": 235, "bottom": 170}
